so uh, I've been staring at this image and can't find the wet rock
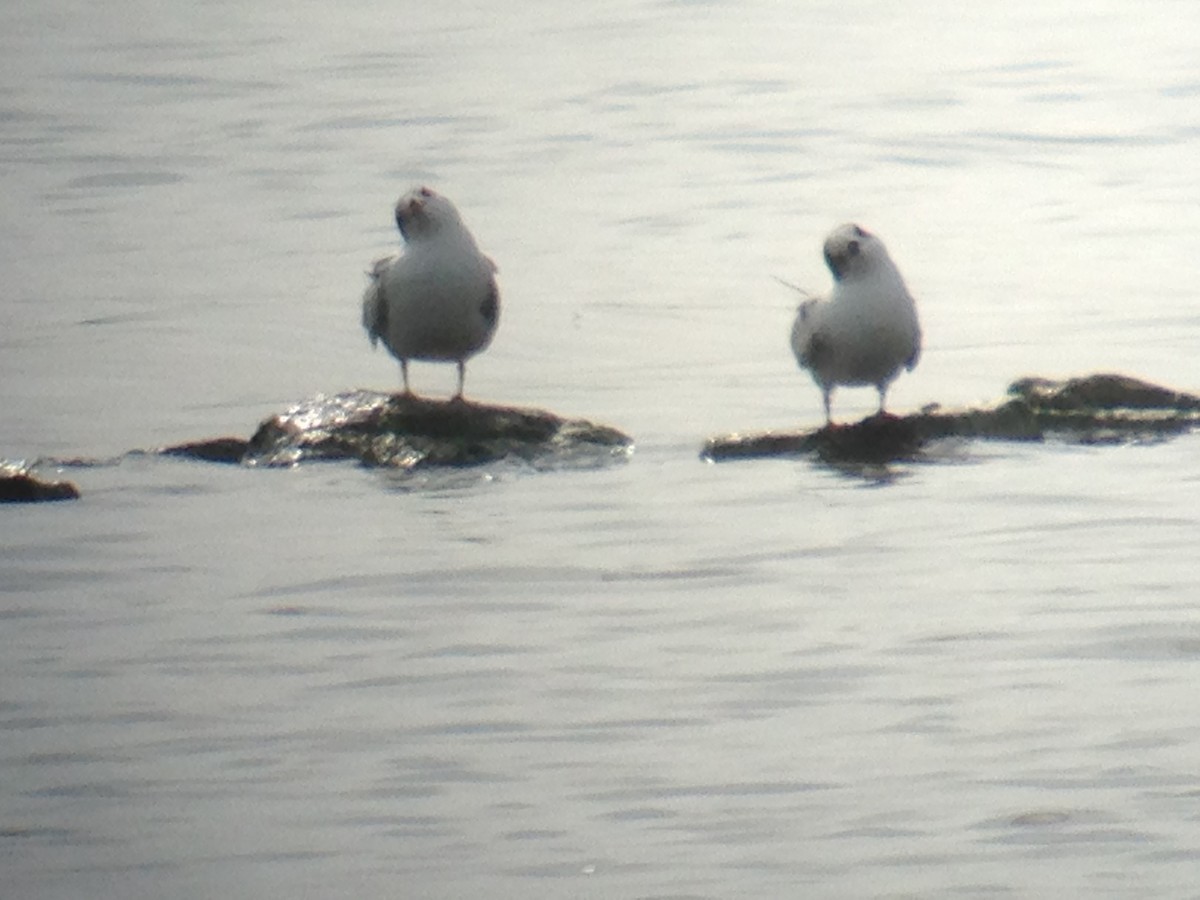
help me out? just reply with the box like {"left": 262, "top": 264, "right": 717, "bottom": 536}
{"left": 1008, "top": 373, "right": 1200, "bottom": 412}
{"left": 239, "top": 390, "right": 632, "bottom": 469}
{"left": 703, "top": 373, "right": 1200, "bottom": 466}
{"left": 160, "top": 437, "right": 251, "bottom": 465}
{"left": 0, "top": 461, "right": 81, "bottom": 503}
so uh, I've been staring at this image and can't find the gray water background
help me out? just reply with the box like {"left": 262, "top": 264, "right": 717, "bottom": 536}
{"left": 3, "top": 1, "right": 1200, "bottom": 897}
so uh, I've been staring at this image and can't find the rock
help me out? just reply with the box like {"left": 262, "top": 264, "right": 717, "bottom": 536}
{"left": 238, "top": 390, "right": 633, "bottom": 469}
{"left": 0, "top": 461, "right": 81, "bottom": 503}
{"left": 160, "top": 437, "right": 251, "bottom": 465}
{"left": 703, "top": 373, "right": 1200, "bottom": 465}
{"left": 1008, "top": 373, "right": 1200, "bottom": 412}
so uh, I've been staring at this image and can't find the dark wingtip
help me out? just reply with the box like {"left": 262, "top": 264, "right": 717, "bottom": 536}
{"left": 480, "top": 283, "right": 499, "bottom": 329}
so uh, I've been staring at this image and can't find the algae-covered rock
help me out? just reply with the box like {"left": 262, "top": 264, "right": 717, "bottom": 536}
{"left": 703, "top": 373, "right": 1200, "bottom": 466}
{"left": 0, "top": 460, "right": 81, "bottom": 503}
{"left": 231, "top": 391, "right": 632, "bottom": 470}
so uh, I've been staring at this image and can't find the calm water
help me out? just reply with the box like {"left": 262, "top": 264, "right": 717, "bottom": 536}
{"left": 3, "top": 2, "right": 1200, "bottom": 897}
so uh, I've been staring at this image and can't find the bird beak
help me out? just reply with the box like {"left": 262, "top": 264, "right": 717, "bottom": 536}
{"left": 395, "top": 195, "right": 426, "bottom": 241}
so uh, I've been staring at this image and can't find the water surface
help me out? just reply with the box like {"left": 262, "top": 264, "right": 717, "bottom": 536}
{"left": 3, "top": 2, "right": 1200, "bottom": 898}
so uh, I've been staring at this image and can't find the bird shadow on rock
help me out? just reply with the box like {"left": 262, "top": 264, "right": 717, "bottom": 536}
{"left": 162, "top": 390, "right": 634, "bottom": 473}
{"left": 702, "top": 373, "right": 1200, "bottom": 477}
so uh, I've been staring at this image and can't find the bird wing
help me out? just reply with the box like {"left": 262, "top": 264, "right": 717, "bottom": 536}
{"left": 905, "top": 343, "right": 921, "bottom": 371}
{"left": 791, "top": 298, "right": 831, "bottom": 370}
{"left": 362, "top": 255, "right": 395, "bottom": 348}
{"left": 904, "top": 318, "right": 922, "bottom": 371}
{"left": 480, "top": 279, "right": 500, "bottom": 330}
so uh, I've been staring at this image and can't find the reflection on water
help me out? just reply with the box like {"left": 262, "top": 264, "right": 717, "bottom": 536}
{"left": 3, "top": 0, "right": 1200, "bottom": 897}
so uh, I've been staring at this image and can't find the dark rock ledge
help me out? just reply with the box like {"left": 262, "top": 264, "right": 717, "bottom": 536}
{"left": 0, "top": 461, "right": 81, "bottom": 503}
{"left": 163, "top": 390, "right": 634, "bottom": 470}
{"left": 702, "top": 374, "right": 1200, "bottom": 466}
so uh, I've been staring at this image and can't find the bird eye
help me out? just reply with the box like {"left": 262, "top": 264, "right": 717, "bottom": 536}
{"left": 848, "top": 239, "right": 860, "bottom": 255}
{"left": 419, "top": 187, "right": 433, "bottom": 198}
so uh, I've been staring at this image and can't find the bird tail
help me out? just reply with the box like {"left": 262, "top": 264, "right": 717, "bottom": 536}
{"left": 772, "top": 275, "right": 815, "bottom": 300}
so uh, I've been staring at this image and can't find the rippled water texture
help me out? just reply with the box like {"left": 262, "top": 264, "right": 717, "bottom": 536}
{"left": 3, "top": 1, "right": 1200, "bottom": 897}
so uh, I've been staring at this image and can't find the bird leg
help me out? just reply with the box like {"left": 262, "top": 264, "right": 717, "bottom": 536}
{"left": 453, "top": 360, "right": 466, "bottom": 401}
{"left": 399, "top": 359, "right": 413, "bottom": 397}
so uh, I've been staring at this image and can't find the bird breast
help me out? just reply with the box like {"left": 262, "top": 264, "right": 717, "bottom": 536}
{"left": 375, "top": 242, "right": 497, "bottom": 361}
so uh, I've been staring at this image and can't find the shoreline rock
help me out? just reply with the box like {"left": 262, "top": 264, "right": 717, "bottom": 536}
{"left": 703, "top": 373, "right": 1200, "bottom": 466}
{"left": 164, "top": 391, "right": 634, "bottom": 470}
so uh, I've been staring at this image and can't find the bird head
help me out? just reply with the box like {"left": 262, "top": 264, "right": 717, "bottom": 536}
{"left": 822, "top": 223, "right": 882, "bottom": 281}
{"left": 393, "top": 186, "right": 463, "bottom": 242}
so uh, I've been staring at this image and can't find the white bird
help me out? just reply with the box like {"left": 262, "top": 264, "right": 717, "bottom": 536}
{"left": 789, "top": 223, "right": 921, "bottom": 423}
{"left": 362, "top": 186, "right": 499, "bottom": 399}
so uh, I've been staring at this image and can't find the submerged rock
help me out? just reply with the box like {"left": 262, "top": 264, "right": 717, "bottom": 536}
{"left": 0, "top": 460, "right": 81, "bottom": 503}
{"left": 703, "top": 373, "right": 1200, "bottom": 466}
{"left": 170, "top": 390, "right": 633, "bottom": 470}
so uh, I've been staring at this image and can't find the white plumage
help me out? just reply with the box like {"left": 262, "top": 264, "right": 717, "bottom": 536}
{"left": 789, "top": 223, "right": 921, "bottom": 423}
{"left": 362, "top": 186, "right": 499, "bottom": 399}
